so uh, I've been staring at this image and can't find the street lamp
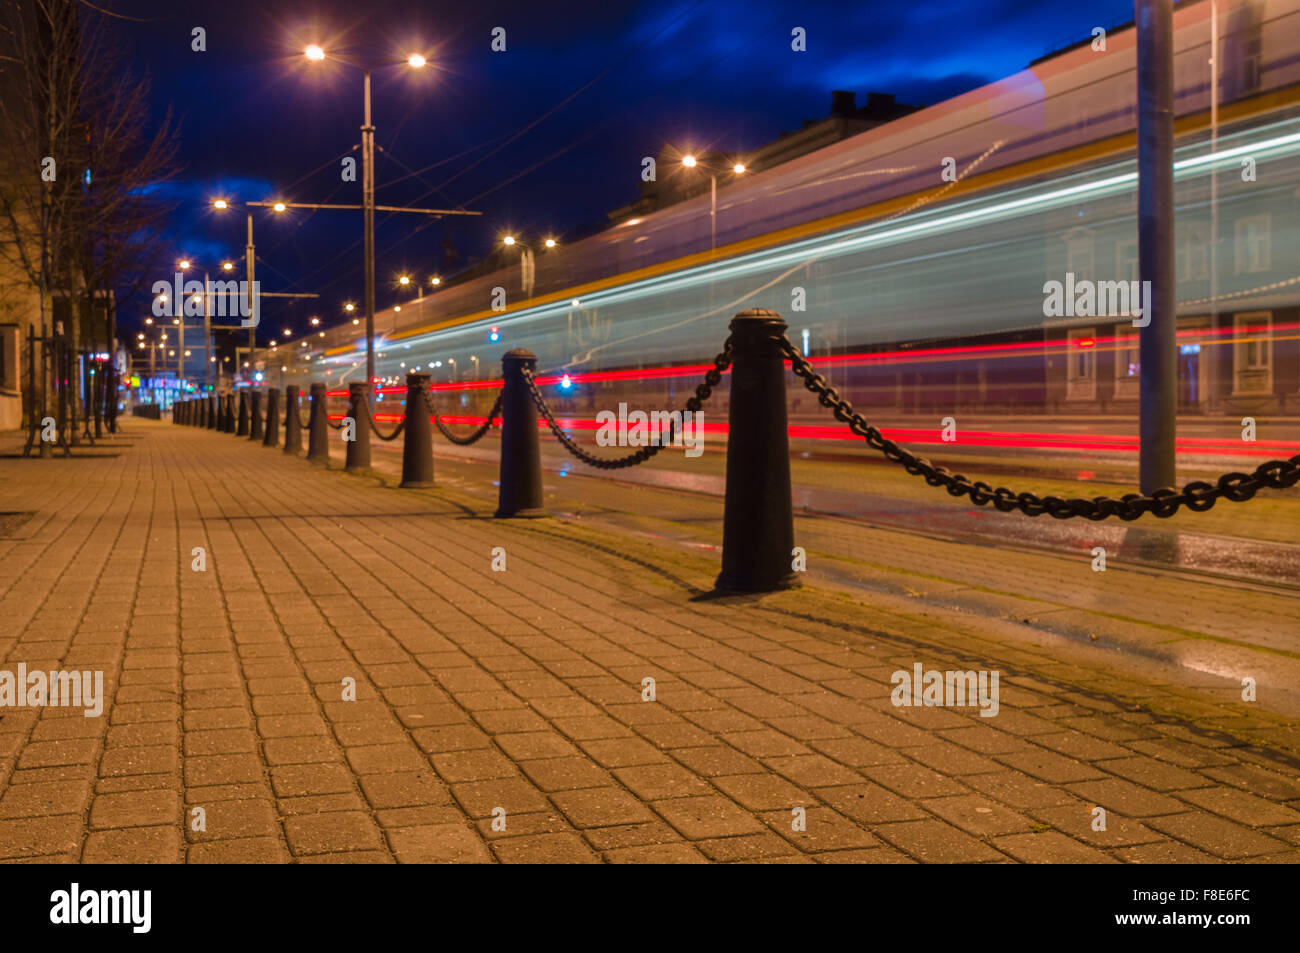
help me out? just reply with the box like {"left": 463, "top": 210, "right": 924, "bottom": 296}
{"left": 681, "top": 154, "right": 746, "bottom": 256}
{"left": 304, "top": 44, "right": 431, "bottom": 402}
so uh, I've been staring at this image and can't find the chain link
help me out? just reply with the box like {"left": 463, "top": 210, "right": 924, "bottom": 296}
{"left": 777, "top": 335, "right": 1300, "bottom": 520}
{"left": 420, "top": 387, "right": 503, "bottom": 445}
{"left": 355, "top": 394, "right": 406, "bottom": 441}
{"left": 521, "top": 342, "right": 732, "bottom": 470}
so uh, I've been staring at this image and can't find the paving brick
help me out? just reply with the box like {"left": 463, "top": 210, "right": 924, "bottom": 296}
{"left": 652, "top": 795, "right": 763, "bottom": 839}
{"left": 491, "top": 832, "right": 600, "bottom": 863}
{"left": 388, "top": 824, "right": 491, "bottom": 863}
{"left": 870, "top": 817, "right": 1005, "bottom": 862}
{"left": 283, "top": 812, "right": 384, "bottom": 856}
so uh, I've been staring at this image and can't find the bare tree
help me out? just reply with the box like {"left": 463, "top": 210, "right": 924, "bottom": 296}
{"left": 0, "top": 0, "right": 181, "bottom": 437}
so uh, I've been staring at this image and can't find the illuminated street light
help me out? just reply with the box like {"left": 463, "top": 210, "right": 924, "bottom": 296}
{"left": 145, "top": 318, "right": 153, "bottom": 325}
{"left": 212, "top": 199, "right": 228, "bottom": 209}
{"left": 222, "top": 261, "right": 234, "bottom": 272}
{"left": 310, "top": 316, "right": 320, "bottom": 326}
{"left": 733, "top": 163, "right": 747, "bottom": 174}
{"left": 304, "top": 42, "right": 436, "bottom": 406}
{"left": 398, "top": 275, "right": 410, "bottom": 286}
{"left": 681, "top": 155, "right": 697, "bottom": 168}
{"left": 272, "top": 202, "right": 287, "bottom": 212}
{"left": 544, "top": 238, "right": 556, "bottom": 248}
{"left": 502, "top": 235, "right": 515, "bottom": 246}
{"left": 430, "top": 276, "right": 441, "bottom": 286}
{"left": 345, "top": 303, "right": 355, "bottom": 312}
{"left": 178, "top": 259, "right": 192, "bottom": 270}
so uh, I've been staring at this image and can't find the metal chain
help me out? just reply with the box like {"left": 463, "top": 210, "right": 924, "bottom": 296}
{"left": 777, "top": 335, "right": 1300, "bottom": 519}
{"left": 356, "top": 395, "right": 406, "bottom": 441}
{"left": 520, "top": 342, "right": 732, "bottom": 470}
{"left": 420, "top": 387, "right": 504, "bottom": 445}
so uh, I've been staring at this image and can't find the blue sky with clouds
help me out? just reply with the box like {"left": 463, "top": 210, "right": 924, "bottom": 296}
{"left": 101, "top": 0, "right": 1138, "bottom": 329}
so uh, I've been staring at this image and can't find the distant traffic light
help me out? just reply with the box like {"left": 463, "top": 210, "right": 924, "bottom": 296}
{"left": 488, "top": 326, "right": 500, "bottom": 343}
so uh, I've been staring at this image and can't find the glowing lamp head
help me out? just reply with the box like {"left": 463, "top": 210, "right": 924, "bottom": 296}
{"left": 273, "top": 202, "right": 286, "bottom": 212}
{"left": 502, "top": 236, "right": 515, "bottom": 246}
{"left": 178, "top": 259, "right": 191, "bottom": 270}
{"left": 222, "top": 261, "right": 234, "bottom": 272}
{"left": 544, "top": 238, "right": 556, "bottom": 248}
{"left": 212, "top": 199, "right": 228, "bottom": 210}
{"left": 305, "top": 45, "right": 325, "bottom": 62}
{"left": 488, "top": 326, "right": 500, "bottom": 343}
{"left": 344, "top": 302, "right": 355, "bottom": 312}
{"left": 310, "top": 316, "right": 320, "bottom": 326}
{"left": 733, "top": 163, "right": 746, "bottom": 174}
{"left": 681, "top": 155, "right": 697, "bottom": 168}
{"left": 560, "top": 374, "right": 573, "bottom": 390}
{"left": 407, "top": 54, "right": 426, "bottom": 68}
{"left": 398, "top": 275, "right": 410, "bottom": 286}
{"left": 430, "top": 277, "right": 441, "bottom": 286}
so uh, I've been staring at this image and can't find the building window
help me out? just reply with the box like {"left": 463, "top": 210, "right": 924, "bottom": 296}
{"left": 1116, "top": 240, "right": 1139, "bottom": 283}
{"left": 1064, "top": 229, "right": 1094, "bottom": 280}
{"left": 1115, "top": 332, "right": 1140, "bottom": 398}
{"left": 1232, "top": 311, "right": 1272, "bottom": 395}
{"left": 1066, "top": 327, "right": 1097, "bottom": 400}
{"left": 1234, "top": 214, "right": 1270, "bottom": 274}
{"left": 1175, "top": 228, "right": 1208, "bottom": 280}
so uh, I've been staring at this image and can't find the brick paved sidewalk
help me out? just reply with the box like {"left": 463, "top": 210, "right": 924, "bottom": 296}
{"left": 0, "top": 421, "right": 1297, "bottom": 863}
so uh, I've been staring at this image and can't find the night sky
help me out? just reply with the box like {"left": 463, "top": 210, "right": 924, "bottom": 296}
{"left": 103, "top": 0, "right": 1137, "bottom": 337}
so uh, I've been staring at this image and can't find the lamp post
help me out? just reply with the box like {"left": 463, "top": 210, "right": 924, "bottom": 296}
{"left": 304, "top": 46, "right": 429, "bottom": 401}
{"left": 500, "top": 235, "right": 558, "bottom": 299}
{"left": 680, "top": 155, "right": 746, "bottom": 257}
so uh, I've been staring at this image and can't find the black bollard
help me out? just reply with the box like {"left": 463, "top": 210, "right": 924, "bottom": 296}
{"left": 249, "top": 390, "right": 263, "bottom": 441}
{"left": 400, "top": 372, "right": 434, "bottom": 488}
{"left": 206, "top": 395, "right": 217, "bottom": 430}
{"left": 344, "top": 382, "right": 371, "bottom": 472}
{"left": 236, "top": 390, "right": 249, "bottom": 436}
{"left": 217, "top": 394, "right": 228, "bottom": 432}
{"left": 715, "top": 308, "right": 797, "bottom": 592}
{"left": 178, "top": 401, "right": 186, "bottom": 425}
{"left": 495, "top": 350, "right": 544, "bottom": 518}
{"left": 306, "top": 382, "right": 329, "bottom": 465}
{"left": 283, "top": 385, "right": 303, "bottom": 455}
{"left": 262, "top": 388, "right": 280, "bottom": 447}
{"left": 199, "top": 396, "right": 208, "bottom": 428}
{"left": 225, "top": 393, "right": 236, "bottom": 432}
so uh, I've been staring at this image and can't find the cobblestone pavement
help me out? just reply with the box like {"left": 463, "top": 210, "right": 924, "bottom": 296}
{"left": 0, "top": 420, "right": 1297, "bottom": 863}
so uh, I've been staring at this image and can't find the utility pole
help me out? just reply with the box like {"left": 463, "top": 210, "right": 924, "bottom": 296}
{"left": 1209, "top": 0, "right": 1220, "bottom": 363}
{"left": 246, "top": 213, "right": 256, "bottom": 379}
{"left": 363, "top": 69, "right": 376, "bottom": 399}
{"left": 1137, "top": 0, "right": 1176, "bottom": 493}
{"left": 204, "top": 271, "right": 212, "bottom": 391}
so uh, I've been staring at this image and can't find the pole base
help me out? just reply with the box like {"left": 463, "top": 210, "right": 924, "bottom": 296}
{"left": 400, "top": 479, "right": 435, "bottom": 489}
{"left": 494, "top": 506, "right": 547, "bottom": 519}
{"left": 713, "top": 571, "right": 800, "bottom": 594}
